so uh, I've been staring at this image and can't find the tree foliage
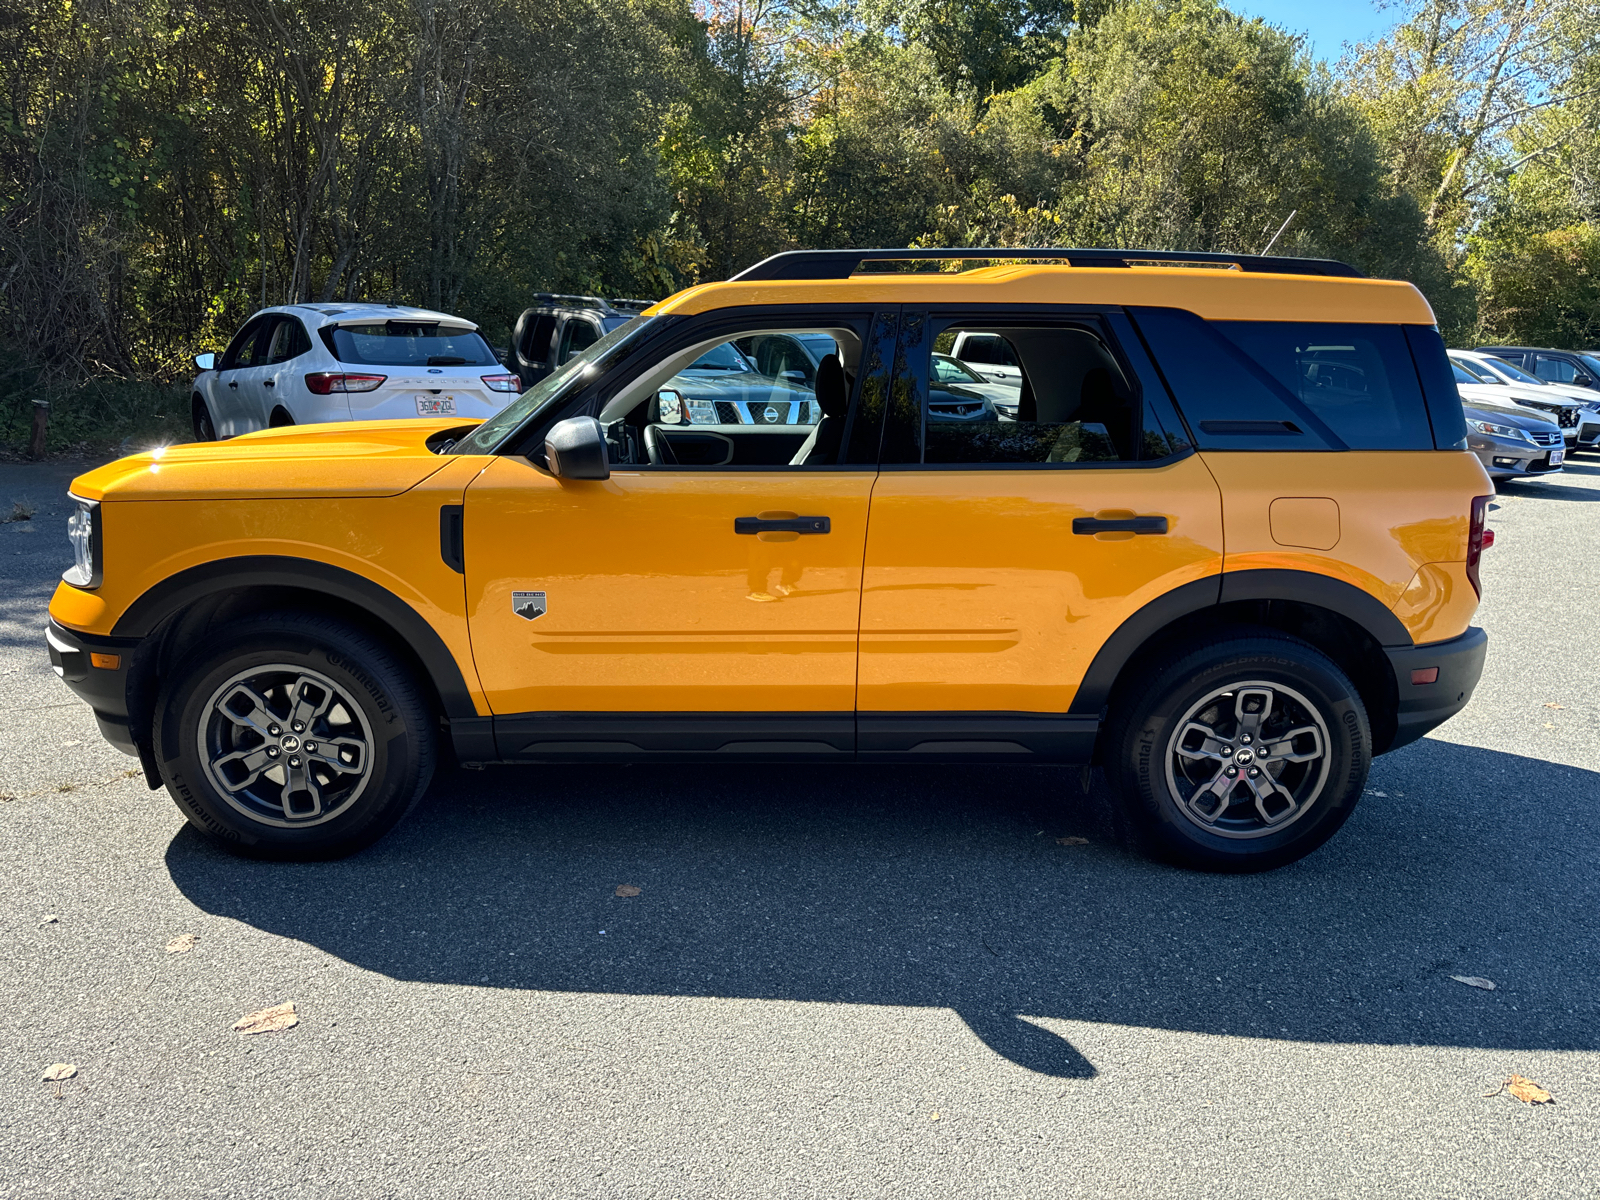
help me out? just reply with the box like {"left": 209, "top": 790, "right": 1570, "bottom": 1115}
{"left": 2, "top": 0, "right": 1598, "bottom": 427}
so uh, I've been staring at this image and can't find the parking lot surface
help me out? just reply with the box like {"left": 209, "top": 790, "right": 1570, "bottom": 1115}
{"left": 1, "top": 457, "right": 1596, "bottom": 1198}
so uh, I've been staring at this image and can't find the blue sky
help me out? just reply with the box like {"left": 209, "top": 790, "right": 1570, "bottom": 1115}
{"left": 1228, "top": 0, "right": 1399, "bottom": 61}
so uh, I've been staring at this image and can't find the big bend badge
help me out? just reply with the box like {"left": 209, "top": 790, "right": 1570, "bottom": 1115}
{"left": 512, "top": 591, "right": 547, "bottom": 621}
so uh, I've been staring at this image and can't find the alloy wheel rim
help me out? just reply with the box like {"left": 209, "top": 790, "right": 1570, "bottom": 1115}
{"left": 1163, "top": 680, "right": 1332, "bottom": 840}
{"left": 198, "top": 665, "right": 375, "bottom": 829}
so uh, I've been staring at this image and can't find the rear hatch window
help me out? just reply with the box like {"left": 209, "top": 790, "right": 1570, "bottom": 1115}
{"left": 329, "top": 321, "right": 498, "bottom": 368}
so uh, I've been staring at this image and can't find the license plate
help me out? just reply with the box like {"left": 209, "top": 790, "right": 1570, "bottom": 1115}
{"left": 415, "top": 395, "right": 457, "bottom": 417}
{"left": 1550, "top": 448, "right": 1565, "bottom": 466}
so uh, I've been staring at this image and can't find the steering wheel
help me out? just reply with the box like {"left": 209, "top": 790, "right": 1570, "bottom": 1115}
{"left": 643, "top": 424, "right": 678, "bottom": 466}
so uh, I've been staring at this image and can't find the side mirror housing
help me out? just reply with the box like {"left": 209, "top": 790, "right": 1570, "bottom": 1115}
{"left": 656, "top": 388, "right": 686, "bottom": 424}
{"left": 194, "top": 352, "right": 216, "bottom": 371}
{"left": 781, "top": 369, "right": 806, "bottom": 383}
{"left": 544, "top": 416, "right": 610, "bottom": 480}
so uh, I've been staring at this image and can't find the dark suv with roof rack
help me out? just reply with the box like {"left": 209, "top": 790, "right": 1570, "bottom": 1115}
{"left": 509, "top": 295, "right": 651, "bottom": 389}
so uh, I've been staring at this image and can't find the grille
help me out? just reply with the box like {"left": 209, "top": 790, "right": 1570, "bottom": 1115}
{"left": 714, "top": 401, "right": 742, "bottom": 424}
{"left": 1524, "top": 401, "right": 1579, "bottom": 428}
{"left": 1529, "top": 430, "right": 1562, "bottom": 447}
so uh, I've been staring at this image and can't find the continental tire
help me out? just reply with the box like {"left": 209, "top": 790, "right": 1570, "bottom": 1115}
{"left": 152, "top": 613, "right": 436, "bottom": 860}
{"left": 1108, "top": 632, "right": 1370, "bottom": 873}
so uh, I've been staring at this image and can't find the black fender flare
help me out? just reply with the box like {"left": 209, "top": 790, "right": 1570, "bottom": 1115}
{"left": 112, "top": 556, "right": 478, "bottom": 719}
{"left": 1067, "top": 568, "right": 1413, "bottom": 718}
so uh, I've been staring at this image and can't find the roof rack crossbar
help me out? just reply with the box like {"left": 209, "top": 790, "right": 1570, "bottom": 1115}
{"left": 730, "top": 247, "right": 1363, "bottom": 281}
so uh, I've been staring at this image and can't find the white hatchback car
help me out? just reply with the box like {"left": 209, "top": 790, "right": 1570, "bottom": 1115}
{"left": 189, "top": 303, "right": 520, "bottom": 440}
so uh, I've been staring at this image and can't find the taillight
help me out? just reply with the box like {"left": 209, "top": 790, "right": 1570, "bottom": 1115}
{"left": 305, "top": 372, "right": 386, "bottom": 395}
{"left": 481, "top": 373, "right": 521, "bottom": 393}
{"left": 1466, "top": 493, "right": 1493, "bottom": 597}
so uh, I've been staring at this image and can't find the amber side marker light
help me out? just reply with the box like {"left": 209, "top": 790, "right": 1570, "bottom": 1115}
{"left": 1411, "top": 667, "right": 1439, "bottom": 685}
{"left": 89, "top": 653, "right": 120, "bottom": 670}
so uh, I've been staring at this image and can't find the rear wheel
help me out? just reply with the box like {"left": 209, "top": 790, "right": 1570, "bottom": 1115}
{"left": 191, "top": 396, "right": 217, "bottom": 441}
{"left": 268, "top": 406, "right": 295, "bottom": 427}
{"left": 152, "top": 613, "right": 436, "bottom": 860}
{"left": 1107, "top": 632, "right": 1370, "bottom": 872}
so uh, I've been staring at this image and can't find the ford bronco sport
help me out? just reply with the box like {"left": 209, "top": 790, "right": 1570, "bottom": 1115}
{"left": 47, "top": 248, "right": 1491, "bottom": 871}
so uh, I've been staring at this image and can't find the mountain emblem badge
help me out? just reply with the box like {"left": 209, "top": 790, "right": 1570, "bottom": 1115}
{"left": 512, "top": 591, "right": 547, "bottom": 621}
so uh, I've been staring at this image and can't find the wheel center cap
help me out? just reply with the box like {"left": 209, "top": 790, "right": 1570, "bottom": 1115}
{"left": 280, "top": 734, "right": 301, "bottom": 753}
{"left": 1234, "top": 747, "right": 1255, "bottom": 765}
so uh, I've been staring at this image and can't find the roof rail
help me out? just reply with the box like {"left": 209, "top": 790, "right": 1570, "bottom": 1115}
{"left": 609, "top": 297, "right": 655, "bottom": 311}
{"left": 730, "top": 248, "right": 1364, "bottom": 281}
{"left": 529, "top": 292, "right": 614, "bottom": 310}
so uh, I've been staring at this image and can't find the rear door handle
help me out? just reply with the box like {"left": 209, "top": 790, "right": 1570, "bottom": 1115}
{"left": 228, "top": 380, "right": 238, "bottom": 389}
{"left": 1072, "top": 515, "right": 1168, "bottom": 535}
{"left": 263, "top": 379, "right": 275, "bottom": 389}
{"left": 734, "top": 515, "right": 830, "bottom": 535}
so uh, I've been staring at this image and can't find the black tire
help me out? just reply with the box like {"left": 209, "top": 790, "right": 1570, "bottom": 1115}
{"left": 192, "top": 396, "right": 217, "bottom": 442}
{"left": 152, "top": 613, "right": 436, "bottom": 860}
{"left": 1106, "top": 631, "right": 1370, "bottom": 873}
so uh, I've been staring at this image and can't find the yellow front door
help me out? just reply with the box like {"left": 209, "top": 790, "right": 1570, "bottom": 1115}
{"left": 463, "top": 457, "right": 874, "bottom": 717}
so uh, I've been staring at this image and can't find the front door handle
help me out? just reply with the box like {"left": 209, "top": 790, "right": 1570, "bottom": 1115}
{"left": 734, "top": 515, "right": 830, "bottom": 535}
{"left": 1072, "top": 515, "right": 1168, "bottom": 535}
{"left": 228, "top": 380, "right": 238, "bottom": 389}
{"left": 263, "top": 379, "right": 275, "bottom": 389}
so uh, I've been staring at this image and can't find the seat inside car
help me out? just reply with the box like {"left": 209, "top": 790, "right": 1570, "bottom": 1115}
{"left": 789, "top": 353, "right": 848, "bottom": 464}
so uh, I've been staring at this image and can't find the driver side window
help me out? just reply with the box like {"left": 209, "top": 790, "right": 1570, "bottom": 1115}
{"left": 593, "top": 314, "right": 893, "bottom": 471}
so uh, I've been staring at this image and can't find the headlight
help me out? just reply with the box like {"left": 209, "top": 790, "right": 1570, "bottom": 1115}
{"left": 63, "top": 495, "right": 102, "bottom": 589}
{"left": 686, "top": 398, "right": 719, "bottom": 425}
{"left": 1468, "top": 419, "right": 1530, "bottom": 442}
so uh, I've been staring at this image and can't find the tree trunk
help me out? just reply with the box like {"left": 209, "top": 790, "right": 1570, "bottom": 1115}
{"left": 28, "top": 402, "right": 49, "bottom": 460}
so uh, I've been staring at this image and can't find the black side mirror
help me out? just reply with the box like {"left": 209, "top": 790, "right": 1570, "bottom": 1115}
{"left": 544, "top": 416, "right": 610, "bottom": 480}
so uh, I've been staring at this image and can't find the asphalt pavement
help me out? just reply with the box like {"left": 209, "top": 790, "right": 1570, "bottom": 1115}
{"left": 1, "top": 455, "right": 1596, "bottom": 1198}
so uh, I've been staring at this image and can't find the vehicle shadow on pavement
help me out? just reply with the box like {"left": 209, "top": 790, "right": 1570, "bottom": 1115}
{"left": 1498, "top": 478, "right": 1600, "bottom": 501}
{"left": 164, "top": 737, "right": 1600, "bottom": 1079}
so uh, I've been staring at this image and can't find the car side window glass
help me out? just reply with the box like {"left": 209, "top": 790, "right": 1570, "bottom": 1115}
{"left": 523, "top": 314, "right": 557, "bottom": 363}
{"left": 904, "top": 319, "right": 1176, "bottom": 466}
{"left": 265, "top": 318, "right": 309, "bottom": 364}
{"left": 1214, "top": 321, "right": 1433, "bottom": 450}
{"left": 1535, "top": 355, "right": 1577, "bottom": 384}
{"left": 559, "top": 320, "right": 600, "bottom": 364}
{"left": 222, "top": 319, "right": 267, "bottom": 370}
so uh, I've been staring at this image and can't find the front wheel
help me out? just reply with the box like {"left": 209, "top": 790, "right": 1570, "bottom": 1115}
{"left": 1107, "top": 632, "right": 1370, "bottom": 872}
{"left": 152, "top": 613, "right": 436, "bottom": 860}
{"left": 192, "top": 396, "right": 217, "bottom": 442}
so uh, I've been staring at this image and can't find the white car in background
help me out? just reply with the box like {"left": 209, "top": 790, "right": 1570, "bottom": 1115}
{"left": 932, "top": 352, "right": 1022, "bottom": 418}
{"left": 1448, "top": 349, "right": 1600, "bottom": 452}
{"left": 189, "top": 304, "right": 520, "bottom": 440}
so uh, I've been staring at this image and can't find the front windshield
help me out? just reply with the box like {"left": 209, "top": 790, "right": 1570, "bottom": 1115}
{"left": 449, "top": 316, "right": 656, "bottom": 454}
{"left": 687, "top": 342, "right": 752, "bottom": 372}
{"left": 1482, "top": 355, "right": 1543, "bottom": 385}
{"left": 1576, "top": 353, "right": 1600, "bottom": 377}
{"left": 1452, "top": 364, "right": 1477, "bottom": 385}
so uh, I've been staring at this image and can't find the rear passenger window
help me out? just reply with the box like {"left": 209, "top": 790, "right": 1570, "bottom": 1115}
{"left": 902, "top": 318, "right": 1190, "bottom": 466}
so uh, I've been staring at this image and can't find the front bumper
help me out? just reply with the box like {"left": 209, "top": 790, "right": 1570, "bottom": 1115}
{"left": 1467, "top": 432, "right": 1564, "bottom": 479}
{"left": 45, "top": 620, "right": 142, "bottom": 756}
{"left": 1383, "top": 626, "right": 1488, "bottom": 753}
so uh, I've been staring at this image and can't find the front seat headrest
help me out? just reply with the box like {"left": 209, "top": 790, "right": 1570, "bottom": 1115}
{"left": 815, "top": 354, "right": 847, "bottom": 417}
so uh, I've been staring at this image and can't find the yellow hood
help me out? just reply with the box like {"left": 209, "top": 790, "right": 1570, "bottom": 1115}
{"left": 69, "top": 419, "right": 481, "bottom": 502}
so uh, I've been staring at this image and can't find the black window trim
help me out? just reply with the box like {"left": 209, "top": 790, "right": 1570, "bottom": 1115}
{"left": 878, "top": 304, "right": 1199, "bottom": 472}
{"left": 220, "top": 314, "right": 275, "bottom": 372}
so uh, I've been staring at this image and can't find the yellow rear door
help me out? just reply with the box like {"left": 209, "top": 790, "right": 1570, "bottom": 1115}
{"left": 857, "top": 309, "right": 1224, "bottom": 751}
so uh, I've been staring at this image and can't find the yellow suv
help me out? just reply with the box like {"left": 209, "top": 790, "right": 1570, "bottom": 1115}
{"left": 46, "top": 249, "right": 1492, "bottom": 871}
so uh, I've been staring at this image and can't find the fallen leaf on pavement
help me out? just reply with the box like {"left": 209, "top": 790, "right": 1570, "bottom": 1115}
{"left": 614, "top": 885, "right": 641, "bottom": 897}
{"left": 1485, "top": 1074, "right": 1552, "bottom": 1104}
{"left": 930, "top": 1111, "right": 941, "bottom": 1121}
{"left": 165, "top": 933, "right": 198, "bottom": 953}
{"left": 233, "top": 1002, "right": 298, "bottom": 1034}
{"left": 39, "top": 914, "right": 58, "bottom": 925}
{"left": 1450, "top": 975, "right": 1495, "bottom": 990}
{"left": 40, "top": 1063, "right": 76, "bottom": 1082}
{"left": 1543, "top": 703, "right": 1565, "bottom": 710}
{"left": 1056, "top": 837, "right": 1089, "bottom": 846}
